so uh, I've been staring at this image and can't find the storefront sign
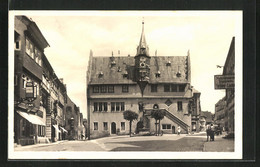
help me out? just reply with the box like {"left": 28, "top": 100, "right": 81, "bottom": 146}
{"left": 214, "top": 75, "right": 234, "bottom": 89}
{"left": 26, "top": 81, "right": 34, "bottom": 98}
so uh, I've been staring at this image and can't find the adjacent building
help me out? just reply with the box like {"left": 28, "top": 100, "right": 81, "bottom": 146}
{"left": 14, "top": 16, "right": 83, "bottom": 146}
{"left": 86, "top": 21, "right": 201, "bottom": 138}
{"left": 214, "top": 37, "right": 235, "bottom": 134}
{"left": 214, "top": 97, "right": 226, "bottom": 129}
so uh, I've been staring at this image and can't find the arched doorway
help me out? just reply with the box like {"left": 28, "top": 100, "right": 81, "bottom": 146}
{"left": 172, "top": 126, "right": 175, "bottom": 134}
{"left": 111, "top": 122, "right": 116, "bottom": 134}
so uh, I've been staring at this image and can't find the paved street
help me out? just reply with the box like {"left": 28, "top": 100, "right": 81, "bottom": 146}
{"left": 14, "top": 133, "right": 234, "bottom": 152}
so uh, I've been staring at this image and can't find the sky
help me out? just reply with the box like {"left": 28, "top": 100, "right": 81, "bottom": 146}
{"left": 18, "top": 11, "right": 241, "bottom": 118}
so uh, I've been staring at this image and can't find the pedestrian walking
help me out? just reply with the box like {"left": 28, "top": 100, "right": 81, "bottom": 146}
{"left": 206, "top": 125, "right": 211, "bottom": 142}
{"left": 177, "top": 126, "right": 181, "bottom": 135}
{"left": 210, "top": 124, "right": 215, "bottom": 141}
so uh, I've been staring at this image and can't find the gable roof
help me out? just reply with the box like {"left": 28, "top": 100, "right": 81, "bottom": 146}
{"left": 88, "top": 55, "right": 191, "bottom": 85}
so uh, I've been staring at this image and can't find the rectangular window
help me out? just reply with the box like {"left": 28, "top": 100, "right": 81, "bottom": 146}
{"left": 179, "top": 84, "right": 186, "bottom": 92}
{"left": 99, "top": 102, "right": 103, "bottom": 112}
{"left": 177, "top": 101, "right": 183, "bottom": 111}
{"left": 103, "top": 122, "right": 108, "bottom": 131}
{"left": 94, "top": 122, "right": 98, "bottom": 130}
{"left": 164, "top": 84, "right": 170, "bottom": 92}
{"left": 121, "top": 122, "right": 125, "bottom": 131}
{"left": 122, "top": 85, "right": 129, "bottom": 93}
{"left": 108, "top": 85, "right": 114, "bottom": 93}
{"left": 15, "top": 41, "right": 20, "bottom": 49}
{"left": 101, "top": 86, "right": 107, "bottom": 93}
{"left": 93, "top": 86, "right": 99, "bottom": 93}
{"left": 104, "top": 102, "right": 108, "bottom": 111}
{"left": 30, "top": 43, "right": 34, "bottom": 59}
{"left": 14, "top": 75, "right": 18, "bottom": 86}
{"left": 121, "top": 102, "right": 125, "bottom": 111}
{"left": 171, "top": 84, "right": 177, "bottom": 92}
{"left": 116, "top": 102, "right": 120, "bottom": 111}
{"left": 111, "top": 102, "right": 115, "bottom": 112}
{"left": 94, "top": 102, "right": 98, "bottom": 112}
{"left": 26, "top": 38, "right": 30, "bottom": 55}
{"left": 162, "top": 124, "right": 171, "bottom": 129}
{"left": 151, "top": 84, "right": 157, "bottom": 92}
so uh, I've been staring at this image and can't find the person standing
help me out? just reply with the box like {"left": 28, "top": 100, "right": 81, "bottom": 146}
{"left": 206, "top": 125, "right": 211, "bottom": 142}
{"left": 210, "top": 124, "right": 215, "bottom": 141}
{"left": 177, "top": 126, "right": 181, "bottom": 135}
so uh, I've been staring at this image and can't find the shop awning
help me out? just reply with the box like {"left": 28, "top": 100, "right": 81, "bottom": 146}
{"left": 60, "top": 127, "right": 68, "bottom": 133}
{"left": 16, "top": 110, "right": 45, "bottom": 126}
{"left": 52, "top": 125, "right": 61, "bottom": 133}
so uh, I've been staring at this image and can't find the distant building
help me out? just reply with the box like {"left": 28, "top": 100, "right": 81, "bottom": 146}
{"left": 200, "top": 111, "right": 213, "bottom": 128}
{"left": 214, "top": 97, "right": 226, "bottom": 129}
{"left": 86, "top": 21, "right": 201, "bottom": 137}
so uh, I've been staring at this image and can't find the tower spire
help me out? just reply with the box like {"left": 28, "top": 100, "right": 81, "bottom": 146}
{"left": 136, "top": 18, "right": 149, "bottom": 57}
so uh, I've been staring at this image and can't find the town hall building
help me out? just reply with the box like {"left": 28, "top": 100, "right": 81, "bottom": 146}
{"left": 86, "top": 21, "right": 201, "bottom": 138}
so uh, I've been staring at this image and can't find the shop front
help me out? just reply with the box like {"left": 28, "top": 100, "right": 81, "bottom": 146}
{"left": 14, "top": 110, "right": 45, "bottom": 146}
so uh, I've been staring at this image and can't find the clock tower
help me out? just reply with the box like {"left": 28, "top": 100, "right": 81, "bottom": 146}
{"left": 135, "top": 20, "right": 150, "bottom": 96}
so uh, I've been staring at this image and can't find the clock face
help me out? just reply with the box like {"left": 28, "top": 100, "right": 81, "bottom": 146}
{"left": 140, "top": 62, "right": 145, "bottom": 67}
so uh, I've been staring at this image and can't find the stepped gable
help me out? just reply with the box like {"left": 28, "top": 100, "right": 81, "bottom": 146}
{"left": 89, "top": 55, "right": 190, "bottom": 85}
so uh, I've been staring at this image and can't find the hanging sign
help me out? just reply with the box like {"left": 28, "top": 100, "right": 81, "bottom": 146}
{"left": 214, "top": 75, "right": 234, "bottom": 89}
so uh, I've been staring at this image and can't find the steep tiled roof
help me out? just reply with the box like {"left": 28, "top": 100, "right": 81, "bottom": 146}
{"left": 88, "top": 55, "right": 190, "bottom": 85}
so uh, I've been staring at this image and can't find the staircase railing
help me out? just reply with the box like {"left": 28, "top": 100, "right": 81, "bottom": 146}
{"left": 165, "top": 110, "right": 189, "bottom": 132}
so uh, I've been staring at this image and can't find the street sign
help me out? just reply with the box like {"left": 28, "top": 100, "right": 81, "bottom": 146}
{"left": 214, "top": 75, "right": 234, "bottom": 89}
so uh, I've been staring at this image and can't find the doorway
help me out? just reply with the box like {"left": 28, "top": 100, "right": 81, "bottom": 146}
{"left": 111, "top": 122, "right": 116, "bottom": 134}
{"left": 172, "top": 126, "right": 175, "bottom": 134}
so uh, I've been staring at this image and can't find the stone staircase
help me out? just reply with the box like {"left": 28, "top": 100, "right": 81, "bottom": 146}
{"left": 164, "top": 110, "right": 190, "bottom": 133}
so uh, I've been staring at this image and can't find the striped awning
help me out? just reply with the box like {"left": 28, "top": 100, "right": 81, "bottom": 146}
{"left": 16, "top": 110, "right": 45, "bottom": 126}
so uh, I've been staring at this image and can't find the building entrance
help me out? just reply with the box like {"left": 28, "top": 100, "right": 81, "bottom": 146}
{"left": 111, "top": 122, "right": 116, "bottom": 134}
{"left": 172, "top": 126, "right": 175, "bottom": 134}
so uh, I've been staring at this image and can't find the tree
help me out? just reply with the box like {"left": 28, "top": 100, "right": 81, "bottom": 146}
{"left": 123, "top": 110, "right": 139, "bottom": 137}
{"left": 151, "top": 109, "right": 166, "bottom": 136}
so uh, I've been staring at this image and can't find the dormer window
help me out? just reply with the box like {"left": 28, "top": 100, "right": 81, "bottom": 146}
{"left": 176, "top": 71, "right": 181, "bottom": 77}
{"left": 98, "top": 72, "right": 104, "bottom": 78}
{"left": 117, "top": 67, "right": 121, "bottom": 72}
{"left": 155, "top": 71, "right": 161, "bottom": 78}
{"left": 166, "top": 61, "right": 171, "bottom": 66}
{"left": 123, "top": 71, "right": 128, "bottom": 78}
{"left": 111, "top": 60, "right": 116, "bottom": 66}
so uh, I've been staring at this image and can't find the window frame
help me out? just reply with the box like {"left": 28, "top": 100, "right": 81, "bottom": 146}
{"left": 93, "top": 86, "right": 99, "bottom": 93}
{"left": 100, "top": 85, "right": 107, "bottom": 93}
{"left": 151, "top": 84, "right": 157, "bottom": 92}
{"left": 164, "top": 84, "right": 171, "bottom": 92}
{"left": 177, "top": 101, "right": 183, "bottom": 111}
{"left": 103, "top": 122, "right": 108, "bottom": 131}
{"left": 111, "top": 102, "right": 115, "bottom": 112}
{"left": 178, "top": 84, "right": 186, "bottom": 92}
{"left": 122, "top": 85, "right": 129, "bottom": 93}
{"left": 108, "top": 85, "right": 114, "bottom": 93}
{"left": 121, "top": 102, "right": 125, "bottom": 111}
{"left": 171, "top": 84, "right": 178, "bottom": 92}
{"left": 121, "top": 122, "right": 125, "bottom": 131}
{"left": 162, "top": 124, "right": 171, "bottom": 130}
{"left": 94, "top": 122, "right": 98, "bottom": 130}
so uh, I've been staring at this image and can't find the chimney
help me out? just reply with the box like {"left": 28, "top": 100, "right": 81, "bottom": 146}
{"left": 59, "top": 78, "right": 64, "bottom": 83}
